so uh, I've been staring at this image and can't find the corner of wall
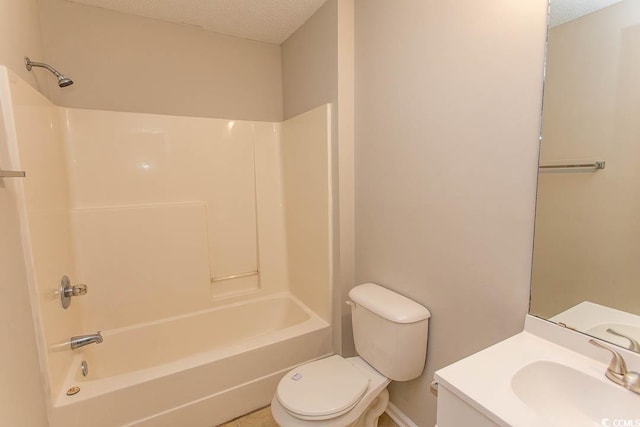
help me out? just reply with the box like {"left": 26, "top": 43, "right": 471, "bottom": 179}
{"left": 0, "top": 0, "right": 50, "bottom": 99}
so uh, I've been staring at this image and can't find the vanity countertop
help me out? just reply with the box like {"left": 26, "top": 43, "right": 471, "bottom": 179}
{"left": 434, "top": 317, "right": 640, "bottom": 427}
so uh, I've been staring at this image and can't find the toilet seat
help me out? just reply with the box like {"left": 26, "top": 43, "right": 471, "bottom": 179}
{"left": 276, "top": 355, "right": 370, "bottom": 420}
{"left": 272, "top": 357, "right": 391, "bottom": 427}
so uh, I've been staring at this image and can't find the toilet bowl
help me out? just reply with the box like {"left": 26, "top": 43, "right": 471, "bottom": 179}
{"left": 271, "top": 357, "right": 390, "bottom": 427}
{"left": 271, "top": 283, "right": 430, "bottom": 427}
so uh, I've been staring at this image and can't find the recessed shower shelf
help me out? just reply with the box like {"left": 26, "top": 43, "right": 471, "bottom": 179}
{"left": 0, "top": 170, "right": 26, "bottom": 178}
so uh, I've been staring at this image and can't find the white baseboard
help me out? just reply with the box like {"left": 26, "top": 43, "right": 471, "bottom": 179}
{"left": 385, "top": 402, "right": 419, "bottom": 427}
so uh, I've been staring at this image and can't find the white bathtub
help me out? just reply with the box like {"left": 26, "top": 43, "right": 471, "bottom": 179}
{"left": 50, "top": 293, "right": 331, "bottom": 427}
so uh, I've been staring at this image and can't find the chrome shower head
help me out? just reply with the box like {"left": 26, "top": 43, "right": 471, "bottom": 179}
{"left": 24, "top": 57, "right": 74, "bottom": 88}
{"left": 57, "top": 76, "right": 74, "bottom": 88}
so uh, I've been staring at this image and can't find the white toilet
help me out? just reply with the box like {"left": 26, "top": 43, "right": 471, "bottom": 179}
{"left": 271, "top": 283, "right": 430, "bottom": 427}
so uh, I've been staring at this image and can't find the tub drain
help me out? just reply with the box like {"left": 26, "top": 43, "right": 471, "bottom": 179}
{"left": 66, "top": 386, "right": 80, "bottom": 396}
{"left": 81, "top": 360, "right": 88, "bottom": 377}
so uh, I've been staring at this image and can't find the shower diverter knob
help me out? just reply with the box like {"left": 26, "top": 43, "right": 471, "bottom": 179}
{"left": 66, "top": 283, "right": 87, "bottom": 297}
{"left": 60, "top": 276, "right": 88, "bottom": 309}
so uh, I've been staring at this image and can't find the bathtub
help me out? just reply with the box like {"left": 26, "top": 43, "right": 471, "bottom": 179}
{"left": 50, "top": 293, "right": 332, "bottom": 427}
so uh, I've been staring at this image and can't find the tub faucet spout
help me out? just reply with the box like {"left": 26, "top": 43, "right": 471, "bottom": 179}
{"left": 70, "top": 331, "right": 103, "bottom": 349}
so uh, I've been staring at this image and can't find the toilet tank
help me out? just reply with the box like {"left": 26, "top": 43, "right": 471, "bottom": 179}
{"left": 349, "top": 283, "right": 430, "bottom": 381}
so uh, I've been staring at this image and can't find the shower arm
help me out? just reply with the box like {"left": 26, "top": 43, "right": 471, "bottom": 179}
{"left": 24, "top": 56, "right": 73, "bottom": 88}
{"left": 25, "top": 58, "right": 64, "bottom": 78}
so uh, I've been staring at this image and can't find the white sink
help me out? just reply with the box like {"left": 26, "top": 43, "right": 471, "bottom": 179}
{"left": 434, "top": 316, "right": 640, "bottom": 427}
{"left": 512, "top": 361, "right": 639, "bottom": 426}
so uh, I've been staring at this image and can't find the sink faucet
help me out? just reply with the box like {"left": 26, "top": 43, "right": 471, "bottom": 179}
{"left": 70, "top": 331, "right": 103, "bottom": 350}
{"left": 589, "top": 339, "right": 640, "bottom": 394}
{"left": 606, "top": 328, "right": 640, "bottom": 352}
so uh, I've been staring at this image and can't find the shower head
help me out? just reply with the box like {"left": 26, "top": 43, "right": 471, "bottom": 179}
{"left": 24, "top": 57, "right": 74, "bottom": 88}
{"left": 57, "top": 76, "right": 74, "bottom": 88}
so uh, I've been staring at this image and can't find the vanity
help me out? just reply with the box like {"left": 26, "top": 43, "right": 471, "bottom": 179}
{"left": 435, "top": 316, "right": 640, "bottom": 426}
{"left": 435, "top": 1, "right": 640, "bottom": 425}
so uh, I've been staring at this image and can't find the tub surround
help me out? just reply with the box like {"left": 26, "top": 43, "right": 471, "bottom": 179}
{"left": 0, "top": 72, "right": 49, "bottom": 426}
{"left": 282, "top": 105, "right": 333, "bottom": 321}
{"left": 1, "top": 66, "right": 334, "bottom": 426}
{"left": 60, "top": 108, "right": 284, "bottom": 311}
{"left": 0, "top": 65, "right": 80, "bottom": 400}
{"left": 59, "top": 104, "right": 332, "bottom": 330}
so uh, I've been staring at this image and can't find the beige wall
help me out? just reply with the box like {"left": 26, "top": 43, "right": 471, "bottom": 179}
{"left": 38, "top": 0, "right": 283, "bottom": 121}
{"left": 0, "top": 0, "right": 48, "bottom": 96}
{"left": 0, "top": 1, "right": 49, "bottom": 424}
{"left": 531, "top": 0, "right": 640, "bottom": 318}
{"left": 354, "top": 1, "right": 547, "bottom": 425}
{"left": 282, "top": 0, "right": 338, "bottom": 121}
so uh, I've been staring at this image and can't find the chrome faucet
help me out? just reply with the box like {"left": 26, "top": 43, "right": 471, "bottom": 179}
{"left": 70, "top": 331, "right": 103, "bottom": 350}
{"left": 589, "top": 339, "right": 640, "bottom": 394}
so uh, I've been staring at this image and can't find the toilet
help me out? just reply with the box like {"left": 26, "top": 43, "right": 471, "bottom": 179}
{"left": 271, "top": 283, "right": 430, "bottom": 427}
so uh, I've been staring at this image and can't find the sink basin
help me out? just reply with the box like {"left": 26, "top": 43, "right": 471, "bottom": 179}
{"left": 512, "top": 361, "right": 640, "bottom": 426}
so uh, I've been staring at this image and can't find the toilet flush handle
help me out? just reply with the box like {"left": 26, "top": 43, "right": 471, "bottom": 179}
{"left": 345, "top": 300, "right": 355, "bottom": 308}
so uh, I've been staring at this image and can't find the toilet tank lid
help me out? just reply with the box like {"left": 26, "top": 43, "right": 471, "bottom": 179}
{"left": 349, "top": 283, "right": 431, "bottom": 323}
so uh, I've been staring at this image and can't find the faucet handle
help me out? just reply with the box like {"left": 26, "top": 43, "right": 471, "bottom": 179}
{"left": 68, "top": 283, "right": 87, "bottom": 297}
{"left": 59, "top": 275, "right": 88, "bottom": 309}
{"left": 589, "top": 339, "right": 628, "bottom": 375}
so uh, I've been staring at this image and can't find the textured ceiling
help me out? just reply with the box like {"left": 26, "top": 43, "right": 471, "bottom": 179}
{"left": 66, "top": 0, "right": 329, "bottom": 44}
{"left": 550, "top": 0, "right": 625, "bottom": 27}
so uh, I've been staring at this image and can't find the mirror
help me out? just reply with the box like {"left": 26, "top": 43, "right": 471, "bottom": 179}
{"left": 530, "top": 0, "right": 640, "bottom": 353}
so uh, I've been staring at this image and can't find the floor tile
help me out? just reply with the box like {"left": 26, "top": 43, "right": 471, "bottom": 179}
{"left": 223, "top": 406, "right": 398, "bottom": 427}
{"left": 378, "top": 412, "right": 399, "bottom": 427}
